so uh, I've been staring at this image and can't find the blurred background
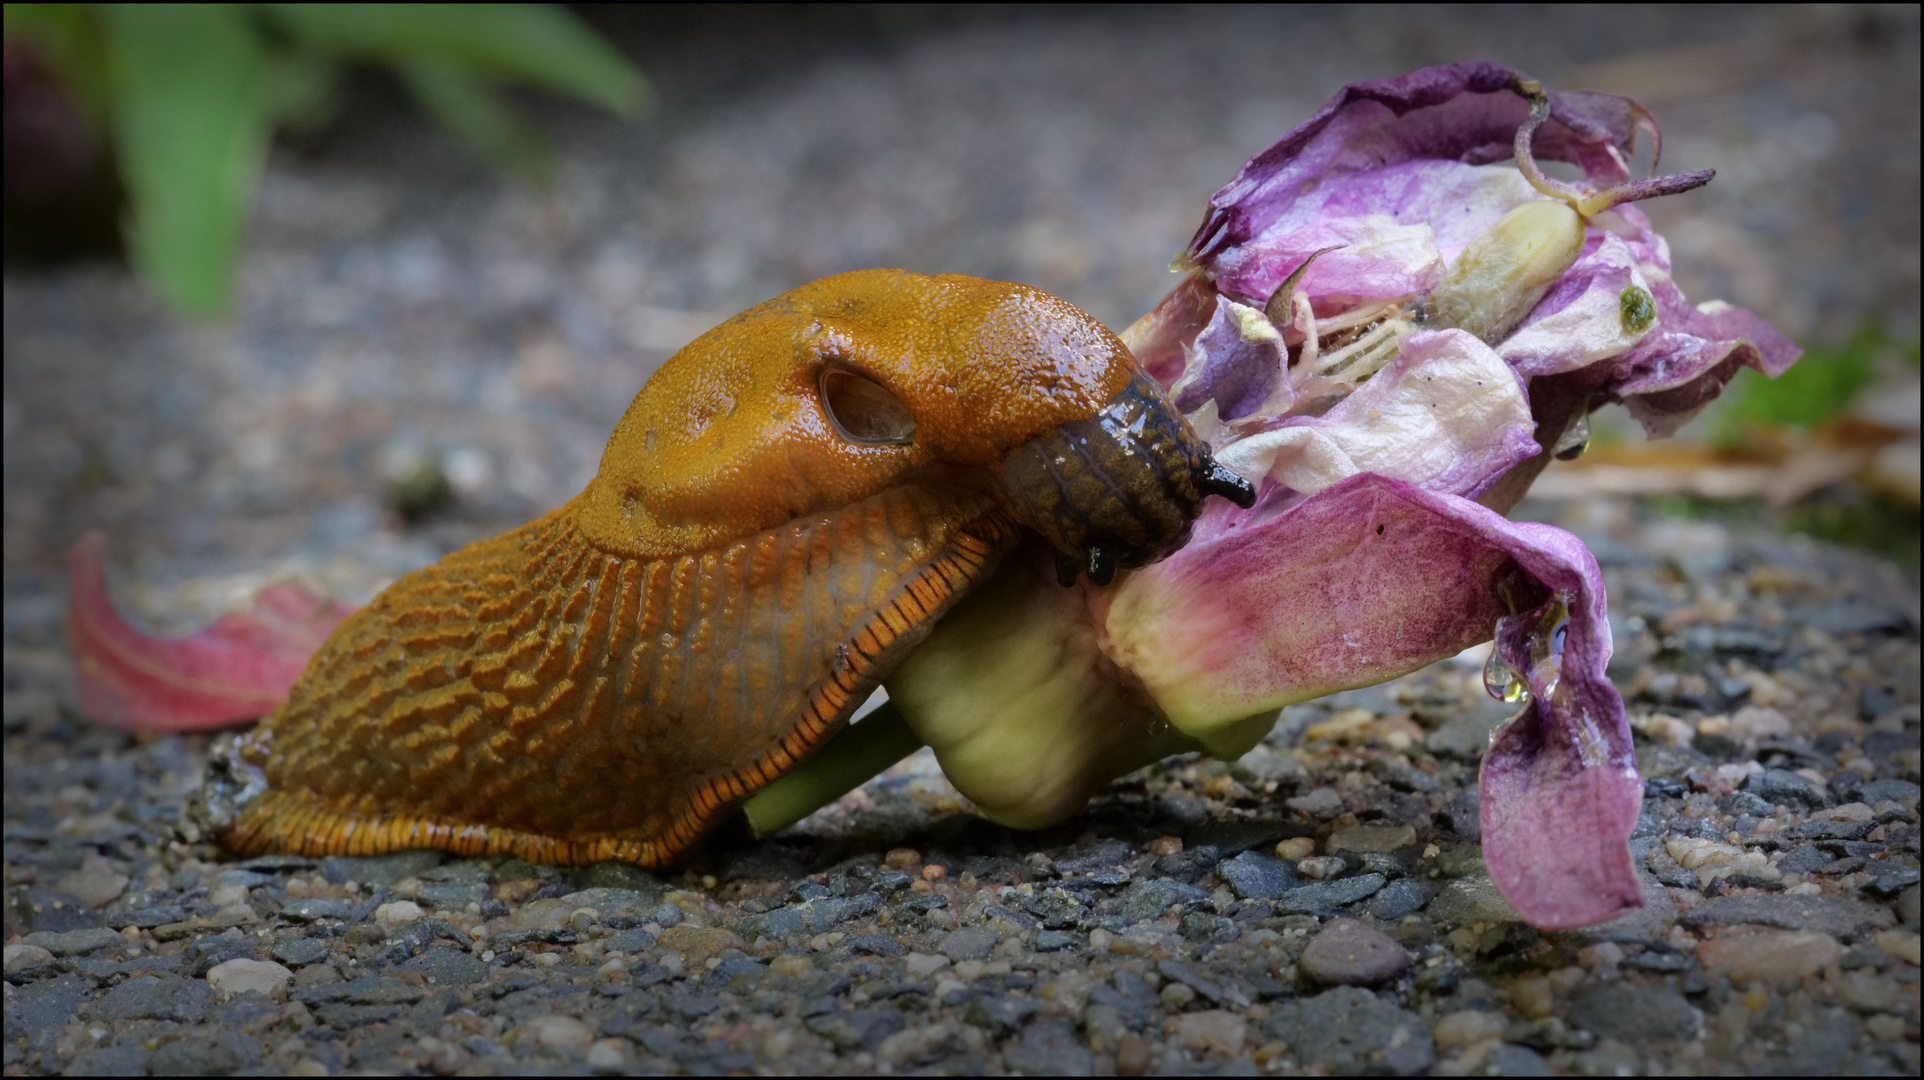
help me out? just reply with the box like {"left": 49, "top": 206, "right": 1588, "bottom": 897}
{"left": 4, "top": 4, "right": 1919, "bottom": 626}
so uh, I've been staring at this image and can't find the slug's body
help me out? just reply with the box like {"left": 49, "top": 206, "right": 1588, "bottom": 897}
{"left": 209, "top": 270, "right": 1250, "bottom": 867}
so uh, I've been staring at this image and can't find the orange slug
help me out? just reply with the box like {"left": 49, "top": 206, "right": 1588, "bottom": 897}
{"left": 200, "top": 269, "right": 1253, "bottom": 867}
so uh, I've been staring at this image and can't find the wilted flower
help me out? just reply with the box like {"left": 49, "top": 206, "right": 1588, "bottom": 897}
{"left": 883, "top": 63, "right": 1799, "bottom": 929}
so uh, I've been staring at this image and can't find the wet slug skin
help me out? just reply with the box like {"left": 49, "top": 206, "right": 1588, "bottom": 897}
{"left": 201, "top": 268, "right": 1251, "bottom": 867}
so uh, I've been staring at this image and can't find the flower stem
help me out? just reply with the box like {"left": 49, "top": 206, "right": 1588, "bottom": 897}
{"left": 739, "top": 699, "right": 925, "bottom": 837}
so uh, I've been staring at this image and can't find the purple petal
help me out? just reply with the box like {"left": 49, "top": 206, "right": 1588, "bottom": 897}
{"left": 1498, "top": 232, "right": 1655, "bottom": 378}
{"left": 1191, "top": 63, "right": 1652, "bottom": 272}
{"left": 1213, "top": 210, "right": 1448, "bottom": 305}
{"left": 1171, "top": 297, "right": 1293, "bottom": 420}
{"left": 1215, "top": 329, "right": 1538, "bottom": 499}
{"left": 1603, "top": 286, "right": 1803, "bottom": 437}
{"left": 1105, "top": 472, "right": 1644, "bottom": 928}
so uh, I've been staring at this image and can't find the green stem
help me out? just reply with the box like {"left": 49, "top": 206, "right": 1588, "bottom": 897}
{"left": 740, "top": 700, "right": 925, "bottom": 837}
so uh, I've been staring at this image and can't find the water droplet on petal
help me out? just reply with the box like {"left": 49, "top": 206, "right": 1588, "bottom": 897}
{"left": 1552, "top": 414, "right": 1591, "bottom": 461}
{"left": 1483, "top": 649, "right": 1531, "bottom": 704}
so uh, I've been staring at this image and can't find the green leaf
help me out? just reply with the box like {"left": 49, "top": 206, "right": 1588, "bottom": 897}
{"left": 397, "top": 57, "right": 549, "bottom": 182}
{"left": 102, "top": 4, "right": 270, "bottom": 315}
{"left": 262, "top": 3, "right": 647, "bottom": 115}
{"left": 1711, "top": 322, "right": 1885, "bottom": 444}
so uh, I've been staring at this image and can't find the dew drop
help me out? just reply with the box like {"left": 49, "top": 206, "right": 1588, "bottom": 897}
{"left": 1552, "top": 414, "right": 1591, "bottom": 461}
{"left": 1483, "top": 649, "right": 1531, "bottom": 704}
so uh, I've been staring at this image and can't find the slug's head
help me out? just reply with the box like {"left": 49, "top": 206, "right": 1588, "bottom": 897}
{"left": 579, "top": 269, "right": 1252, "bottom": 578}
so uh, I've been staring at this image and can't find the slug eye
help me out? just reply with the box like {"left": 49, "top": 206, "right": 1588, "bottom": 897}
{"left": 820, "top": 367, "right": 916, "bottom": 445}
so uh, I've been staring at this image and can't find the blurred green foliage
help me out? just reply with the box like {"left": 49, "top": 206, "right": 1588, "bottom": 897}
{"left": 4, "top": 3, "right": 647, "bottom": 315}
{"left": 1710, "top": 323, "right": 1918, "bottom": 445}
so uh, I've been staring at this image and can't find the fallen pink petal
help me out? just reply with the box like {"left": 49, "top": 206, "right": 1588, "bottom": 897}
{"left": 66, "top": 531, "right": 353, "bottom": 732}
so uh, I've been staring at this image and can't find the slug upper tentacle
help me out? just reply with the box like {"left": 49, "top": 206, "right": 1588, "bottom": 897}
{"left": 208, "top": 268, "right": 1245, "bottom": 867}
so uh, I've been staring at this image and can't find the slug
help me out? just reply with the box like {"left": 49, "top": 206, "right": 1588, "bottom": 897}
{"left": 201, "top": 269, "right": 1253, "bottom": 867}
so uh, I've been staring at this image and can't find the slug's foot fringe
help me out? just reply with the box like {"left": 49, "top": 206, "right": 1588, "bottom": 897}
{"left": 222, "top": 788, "right": 670, "bottom": 866}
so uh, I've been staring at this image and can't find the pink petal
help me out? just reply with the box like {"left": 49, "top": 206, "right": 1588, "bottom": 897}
{"left": 1191, "top": 62, "right": 1651, "bottom": 274}
{"left": 1105, "top": 473, "right": 1644, "bottom": 928}
{"left": 65, "top": 531, "right": 354, "bottom": 731}
{"left": 1215, "top": 329, "right": 1538, "bottom": 499}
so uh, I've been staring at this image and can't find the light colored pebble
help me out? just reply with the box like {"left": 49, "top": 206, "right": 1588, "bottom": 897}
{"left": 905, "top": 952, "right": 950, "bottom": 978}
{"left": 769, "top": 953, "right": 815, "bottom": 977}
{"left": 1275, "top": 837, "right": 1317, "bottom": 861}
{"left": 1160, "top": 982, "right": 1197, "bottom": 1008}
{"left": 586, "top": 1038, "right": 629, "bottom": 1068}
{"left": 515, "top": 1013, "right": 595, "bottom": 1050}
{"left": 1698, "top": 930, "right": 1841, "bottom": 981}
{"left": 374, "top": 900, "right": 424, "bottom": 929}
{"left": 206, "top": 958, "right": 294, "bottom": 1000}
{"left": 1434, "top": 1010, "right": 1509, "bottom": 1049}
{"left": 1177, "top": 1010, "right": 1248, "bottom": 1055}
{"left": 1873, "top": 929, "right": 1920, "bottom": 966}
{"left": 4, "top": 944, "right": 53, "bottom": 971}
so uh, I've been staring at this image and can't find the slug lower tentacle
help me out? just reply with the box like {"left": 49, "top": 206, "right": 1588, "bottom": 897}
{"left": 203, "top": 268, "right": 1241, "bottom": 867}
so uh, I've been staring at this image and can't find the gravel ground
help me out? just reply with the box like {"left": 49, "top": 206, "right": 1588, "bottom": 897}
{"left": 5, "top": 6, "right": 1920, "bottom": 1076}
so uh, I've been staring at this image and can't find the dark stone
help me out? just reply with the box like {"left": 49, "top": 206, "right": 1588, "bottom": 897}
{"left": 1153, "top": 844, "right": 1221, "bottom": 883}
{"left": 1568, "top": 986, "right": 1702, "bottom": 1044}
{"left": 738, "top": 893, "right": 880, "bottom": 940}
{"left": 211, "top": 869, "right": 275, "bottom": 890}
{"left": 398, "top": 945, "right": 487, "bottom": 985}
{"left": 570, "top": 860, "right": 665, "bottom": 895}
{"left": 1053, "top": 839, "right": 1136, "bottom": 875}
{"left": 185, "top": 937, "right": 259, "bottom": 978}
{"left": 2, "top": 974, "right": 92, "bottom": 1049}
{"left": 1680, "top": 894, "right": 1895, "bottom": 938}
{"left": 1113, "top": 878, "right": 1208, "bottom": 923}
{"left": 16, "top": 888, "right": 98, "bottom": 933}
{"left": 1032, "top": 929, "right": 1081, "bottom": 952}
{"left": 1778, "top": 845, "right": 1832, "bottom": 875}
{"left": 939, "top": 926, "right": 998, "bottom": 961}
{"left": 1003, "top": 1019, "right": 1094, "bottom": 1075}
{"left": 1494, "top": 1042, "right": 1556, "bottom": 1076}
{"left": 1156, "top": 959, "right": 1223, "bottom": 1003}
{"left": 605, "top": 927, "right": 656, "bottom": 953}
{"left": 1858, "top": 779, "right": 1922, "bottom": 804}
{"left": 92, "top": 974, "right": 211, "bottom": 1023}
{"left": 1785, "top": 818, "right": 1875, "bottom": 841}
{"left": 1278, "top": 873, "right": 1388, "bottom": 914}
{"left": 965, "top": 994, "right": 1041, "bottom": 1035}
{"left": 1217, "top": 852, "right": 1300, "bottom": 900}
{"left": 1624, "top": 950, "right": 1692, "bottom": 972}
{"left": 1179, "top": 912, "right": 1236, "bottom": 943}
{"left": 1263, "top": 986, "right": 1435, "bottom": 1076}
{"left": 417, "top": 881, "right": 490, "bottom": 909}
{"left": 1719, "top": 791, "right": 1774, "bottom": 818}
{"left": 320, "top": 850, "right": 444, "bottom": 886}
{"left": 1743, "top": 769, "right": 1829, "bottom": 809}
{"left": 104, "top": 905, "right": 187, "bottom": 930}
{"left": 1785, "top": 1007, "right": 1859, "bottom": 1072}
{"left": 805, "top": 1007, "right": 906, "bottom": 1051}
{"left": 1365, "top": 877, "right": 1438, "bottom": 921}
{"left": 664, "top": 992, "right": 722, "bottom": 1019}
{"left": 839, "top": 933, "right": 906, "bottom": 958}
{"left": 279, "top": 898, "right": 354, "bottom": 921}
{"left": 270, "top": 937, "right": 333, "bottom": 967}
{"left": 19, "top": 927, "right": 121, "bottom": 957}
{"left": 1869, "top": 865, "right": 1922, "bottom": 896}
{"left": 1157, "top": 791, "right": 1207, "bottom": 825}
{"left": 63, "top": 1045, "right": 152, "bottom": 1076}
